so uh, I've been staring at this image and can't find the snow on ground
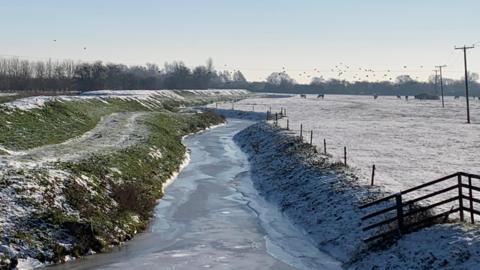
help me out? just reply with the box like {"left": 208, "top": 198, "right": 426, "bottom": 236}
{"left": 349, "top": 223, "right": 480, "bottom": 269}
{"left": 9, "top": 112, "right": 149, "bottom": 164}
{"left": 0, "top": 90, "right": 250, "bottom": 231}
{"left": 233, "top": 122, "right": 374, "bottom": 262}
{"left": 216, "top": 94, "right": 480, "bottom": 209}
{"left": 2, "top": 89, "right": 249, "bottom": 110}
{"left": 0, "top": 90, "right": 249, "bottom": 268}
{"left": 232, "top": 117, "right": 480, "bottom": 270}
{"left": 0, "top": 111, "right": 152, "bottom": 243}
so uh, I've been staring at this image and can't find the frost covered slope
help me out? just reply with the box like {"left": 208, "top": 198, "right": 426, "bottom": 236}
{"left": 0, "top": 90, "right": 244, "bottom": 269}
{"left": 225, "top": 95, "right": 480, "bottom": 203}
{"left": 234, "top": 121, "right": 480, "bottom": 270}
{"left": 3, "top": 89, "right": 249, "bottom": 110}
{"left": 234, "top": 122, "right": 376, "bottom": 262}
{"left": 350, "top": 223, "right": 480, "bottom": 270}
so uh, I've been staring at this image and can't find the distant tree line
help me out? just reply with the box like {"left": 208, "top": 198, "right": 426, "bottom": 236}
{"left": 1, "top": 56, "right": 479, "bottom": 96}
{"left": 0, "top": 57, "right": 248, "bottom": 92}
{"left": 258, "top": 72, "right": 480, "bottom": 96}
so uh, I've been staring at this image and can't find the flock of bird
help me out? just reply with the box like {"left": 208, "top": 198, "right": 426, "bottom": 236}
{"left": 49, "top": 39, "right": 479, "bottom": 83}
{"left": 264, "top": 62, "right": 429, "bottom": 83}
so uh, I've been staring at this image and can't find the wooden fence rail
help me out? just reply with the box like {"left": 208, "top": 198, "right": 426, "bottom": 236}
{"left": 360, "top": 172, "right": 480, "bottom": 243}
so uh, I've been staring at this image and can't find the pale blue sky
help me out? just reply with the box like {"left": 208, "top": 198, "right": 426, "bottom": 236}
{"left": 1, "top": 0, "right": 479, "bottom": 83}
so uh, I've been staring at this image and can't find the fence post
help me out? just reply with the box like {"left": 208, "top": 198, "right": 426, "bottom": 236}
{"left": 324, "top": 139, "right": 327, "bottom": 155}
{"left": 266, "top": 110, "right": 270, "bottom": 121}
{"left": 458, "top": 174, "right": 464, "bottom": 222}
{"left": 310, "top": 130, "right": 313, "bottom": 145}
{"left": 287, "top": 119, "right": 289, "bottom": 130}
{"left": 275, "top": 113, "right": 278, "bottom": 127}
{"left": 469, "top": 175, "right": 474, "bottom": 224}
{"left": 344, "top": 146, "right": 347, "bottom": 166}
{"left": 284, "top": 108, "right": 287, "bottom": 116}
{"left": 300, "top": 124, "right": 303, "bottom": 141}
{"left": 371, "top": 164, "right": 375, "bottom": 186}
{"left": 395, "top": 193, "right": 405, "bottom": 234}
{"left": 252, "top": 105, "right": 254, "bottom": 111}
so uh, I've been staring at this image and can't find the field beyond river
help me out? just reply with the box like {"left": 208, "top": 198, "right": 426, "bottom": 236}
{"left": 219, "top": 94, "right": 480, "bottom": 205}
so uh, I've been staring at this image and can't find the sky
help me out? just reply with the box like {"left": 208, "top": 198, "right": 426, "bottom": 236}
{"left": 1, "top": 0, "right": 479, "bottom": 83}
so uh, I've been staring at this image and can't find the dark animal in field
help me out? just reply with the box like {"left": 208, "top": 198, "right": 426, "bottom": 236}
{"left": 396, "top": 95, "right": 401, "bottom": 99}
{"left": 405, "top": 96, "right": 409, "bottom": 100}
{"left": 300, "top": 94, "right": 307, "bottom": 99}
{"left": 317, "top": 94, "right": 325, "bottom": 99}
{"left": 414, "top": 93, "right": 439, "bottom": 100}
{"left": 454, "top": 96, "right": 460, "bottom": 99}
{"left": 373, "top": 94, "right": 378, "bottom": 100}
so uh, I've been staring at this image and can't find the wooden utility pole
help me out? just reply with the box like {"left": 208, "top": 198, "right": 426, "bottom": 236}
{"left": 432, "top": 69, "right": 439, "bottom": 95}
{"left": 455, "top": 45, "right": 475, "bottom": 124}
{"left": 435, "top": 65, "right": 447, "bottom": 108}
{"left": 371, "top": 164, "right": 376, "bottom": 186}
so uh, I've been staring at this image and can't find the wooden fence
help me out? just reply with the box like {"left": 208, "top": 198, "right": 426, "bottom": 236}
{"left": 360, "top": 172, "right": 480, "bottom": 243}
{"left": 262, "top": 106, "right": 480, "bottom": 245}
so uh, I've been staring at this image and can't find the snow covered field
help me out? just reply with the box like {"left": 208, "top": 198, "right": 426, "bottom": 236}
{"left": 233, "top": 117, "right": 480, "bottom": 270}
{"left": 218, "top": 95, "right": 480, "bottom": 201}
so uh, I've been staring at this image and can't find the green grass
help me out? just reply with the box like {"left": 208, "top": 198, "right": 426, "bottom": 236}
{"left": 0, "top": 94, "right": 229, "bottom": 260}
{"left": 0, "top": 99, "right": 149, "bottom": 150}
{"left": 0, "top": 95, "right": 20, "bottom": 104}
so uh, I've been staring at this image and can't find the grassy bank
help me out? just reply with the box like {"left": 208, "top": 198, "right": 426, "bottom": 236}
{"left": 56, "top": 111, "right": 224, "bottom": 255}
{"left": 0, "top": 99, "right": 149, "bottom": 150}
{"left": 0, "top": 95, "right": 228, "bottom": 268}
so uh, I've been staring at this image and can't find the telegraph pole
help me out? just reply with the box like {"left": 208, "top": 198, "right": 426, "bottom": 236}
{"left": 435, "top": 65, "right": 447, "bottom": 108}
{"left": 432, "top": 69, "right": 439, "bottom": 95}
{"left": 455, "top": 45, "right": 475, "bottom": 124}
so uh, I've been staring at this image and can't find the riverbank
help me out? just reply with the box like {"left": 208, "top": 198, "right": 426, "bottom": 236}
{"left": 0, "top": 90, "right": 248, "bottom": 269}
{"left": 48, "top": 118, "right": 342, "bottom": 270}
{"left": 233, "top": 121, "right": 480, "bottom": 270}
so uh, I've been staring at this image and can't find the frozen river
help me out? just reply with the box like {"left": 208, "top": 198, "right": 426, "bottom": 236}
{"left": 48, "top": 119, "right": 341, "bottom": 270}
